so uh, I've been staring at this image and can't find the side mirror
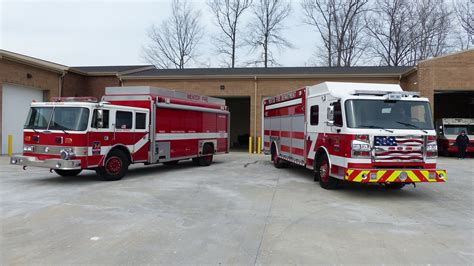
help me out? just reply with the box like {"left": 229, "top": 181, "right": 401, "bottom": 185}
{"left": 96, "top": 109, "right": 104, "bottom": 128}
{"left": 326, "top": 106, "right": 334, "bottom": 125}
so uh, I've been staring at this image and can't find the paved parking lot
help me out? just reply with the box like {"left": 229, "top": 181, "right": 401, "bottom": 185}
{"left": 1, "top": 152, "right": 473, "bottom": 264}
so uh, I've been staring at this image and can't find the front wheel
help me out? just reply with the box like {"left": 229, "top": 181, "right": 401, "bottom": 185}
{"left": 96, "top": 149, "right": 129, "bottom": 181}
{"left": 316, "top": 153, "right": 339, "bottom": 190}
{"left": 54, "top": 169, "right": 82, "bottom": 177}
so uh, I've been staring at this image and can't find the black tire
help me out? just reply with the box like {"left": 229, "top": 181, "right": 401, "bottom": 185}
{"left": 54, "top": 169, "right": 82, "bottom": 177}
{"left": 197, "top": 144, "right": 214, "bottom": 166}
{"left": 163, "top": 160, "right": 179, "bottom": 166}
{"left": 386, "top": 183, "right": 405, "bottom": 190}
{"left": 313, "top": 159, "right": 319, "bottom": 182}
{"left": 316, "top": 153, "right": 339, "bottom": 190}
{"left": 96, "top": 149, "right": 129, "bottom": 181}
{"left": 271, "top": 145, "right": 285, "bottom": 169}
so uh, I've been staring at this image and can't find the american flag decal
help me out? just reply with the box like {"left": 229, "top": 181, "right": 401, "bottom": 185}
{"left": 374, "top": 136, "right": 397, "bottom": 146}
{"left": 374, "top": 136, "right": 424, "bottom": 161}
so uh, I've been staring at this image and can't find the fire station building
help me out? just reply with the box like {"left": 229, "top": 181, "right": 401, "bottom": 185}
{"left": 1, "top": 49, "right": 473, "bottom": 154}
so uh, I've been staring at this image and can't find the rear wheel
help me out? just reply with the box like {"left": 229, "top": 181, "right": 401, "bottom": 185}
{"left": 316, "top": 153, "right": 339, "bottom": 190}
{"left": 54, "top": 169, "right": 82, "bottom": 177}
{"left": 96, "top": 149, "right": 129, "bottom": 181}
{"left": 271, "top": 145, "right": 285, "bottom": 168}
{"left": 197, "top": 144, "right": 214, "bottom": 166}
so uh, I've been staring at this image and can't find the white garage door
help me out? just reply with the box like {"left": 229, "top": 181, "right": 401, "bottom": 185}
{"left": 2, "top": 84, "right": 43, "bottom": 154}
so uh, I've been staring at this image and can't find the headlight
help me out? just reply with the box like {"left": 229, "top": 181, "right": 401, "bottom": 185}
{"left": 23, "top": 145, "right": 35, "bottom": 152}
{"left": 351, "top": 140, "right": 371, "bottom": 158}
{"left": 351, "top": 141, "right": 370, "bottom": 151}
{"left": 426, "top": 143, "right": 437, "bottom": 152}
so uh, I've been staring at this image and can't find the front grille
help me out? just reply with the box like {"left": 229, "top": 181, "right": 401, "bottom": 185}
{"left": 373, "top": 135, "right": 424, "bottom": 162}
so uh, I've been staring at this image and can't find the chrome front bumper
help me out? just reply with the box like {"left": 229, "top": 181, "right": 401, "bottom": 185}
{"left": 10, "top": 155, "right": 82, "bottom": 170}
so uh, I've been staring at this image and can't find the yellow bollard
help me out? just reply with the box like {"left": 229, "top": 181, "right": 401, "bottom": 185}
{"left": 257, "top": 136, "right": 261, "bottom": 154}
{"left": 8, "top": 135, "right": 13, "bottom": 156}
{"left": 249, "top": 136, "right": 253, "bottom": 155}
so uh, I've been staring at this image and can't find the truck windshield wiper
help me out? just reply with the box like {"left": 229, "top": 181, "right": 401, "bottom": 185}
{"left": 358, "top": 125, "right": 393, "bottom": 133}
{"left": 396, "top": 121, "right": 428, "bottom": 133}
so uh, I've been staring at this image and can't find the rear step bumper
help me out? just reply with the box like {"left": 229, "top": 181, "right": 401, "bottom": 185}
{"left": 10, "top": 155, "right": 81, "bottom": 170}
{"left": 345, "top": 168, "right": 446, "bottom": 183}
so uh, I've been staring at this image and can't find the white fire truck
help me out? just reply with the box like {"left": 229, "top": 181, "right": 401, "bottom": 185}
{"left": 11, "top": 86, "right": 230, "bottom": 180}
{"left": 436, "top": 118, "right": 474, "bottom": 156}
{"left": 263, "top": 82, "right": 446, "bottom": 190}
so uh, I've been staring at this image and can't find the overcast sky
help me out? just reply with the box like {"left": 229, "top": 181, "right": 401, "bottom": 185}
{"left": 1, "top": 0, "right": 318, "bottom": 67}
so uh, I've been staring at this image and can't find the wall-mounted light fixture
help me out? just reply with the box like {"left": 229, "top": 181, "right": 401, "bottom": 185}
{"left": 26, "top": 73, "right": 33, "bottom": 79}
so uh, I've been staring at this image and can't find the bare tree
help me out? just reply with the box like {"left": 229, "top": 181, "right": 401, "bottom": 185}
{"left": 301, "top": 0, "right": 369, "bottom": 67}
{"left": 409, "top": 0, "right": 452, "bottom": 62}
{"left": 453, "top": 0, "right": 473, "bottom": 50}
{"left": 366, "top": 0, "right": 419, "bottom": 66}
{"left": 246, "top": 0, "right": 292, "bottom": 67}
{"left": 143, "top": 0, "right": 203, "bottom": 69}
{"left": 208, "top": 0, "right": 253, "bottom": 68}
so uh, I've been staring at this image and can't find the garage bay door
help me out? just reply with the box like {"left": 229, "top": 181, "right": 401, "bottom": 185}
{"left": 1, "top": 84, "right": 43, "bottom": 154}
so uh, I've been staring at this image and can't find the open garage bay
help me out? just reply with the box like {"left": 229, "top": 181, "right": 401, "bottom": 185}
{"left": 1, "top": 153, "right": 473, "bottom": 264}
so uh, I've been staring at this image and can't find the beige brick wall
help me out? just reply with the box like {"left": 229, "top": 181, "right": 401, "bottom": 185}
{"left": 0, "top": 59, "right": 61, "bottom": 152}
{"left": 416, "top": 49, "right": 474, "bottom": 109}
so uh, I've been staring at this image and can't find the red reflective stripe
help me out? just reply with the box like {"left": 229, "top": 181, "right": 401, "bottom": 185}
{"left": 281, "top": 131, "right": 291, "bottom": 138}
{"left": 292, "top": 132, "right": 305, "bottom": 139}
{"left": 379, "top": 170, "right": 394, "bottom": 183}
{"left": 264, "top": 130, "right": 270, "bottom": 136}
{"left": 413, "top": 170, "right": 428, "bottom": 182}
{"left": 280, "top": 145, "right": 291, "bottom": 152}
{"left": 347, "top": 170, "right": 360, "bottom": 181}
{"left": 291, "top": 147, "right": 304, "bottom": 156}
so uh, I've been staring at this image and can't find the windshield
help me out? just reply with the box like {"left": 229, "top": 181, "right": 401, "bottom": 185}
{"left": 345, "top": 100, "right": 434, "bottom": 130}
{"left": 25, "top": 107, "right": 90, "bottom": 131}
{"left": 444, "top": 125, "right": 474, "bottom": 135}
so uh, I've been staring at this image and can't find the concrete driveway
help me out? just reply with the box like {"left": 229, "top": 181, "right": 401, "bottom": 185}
{"left": 1, "top": 153, "right": 473, "bottom": 264}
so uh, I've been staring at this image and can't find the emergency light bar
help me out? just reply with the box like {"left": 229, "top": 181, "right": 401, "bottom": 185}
{"left": 51, "top": 97, "right": 98, "bottom": 102}
{"left": 352, "top": 90, "right": 420, "bottom": 98}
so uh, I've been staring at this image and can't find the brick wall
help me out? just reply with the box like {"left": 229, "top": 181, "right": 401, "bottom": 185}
{"left": 416, "top": 50, "right": 474, "bottom": 112}
{"left": 0, "top": 59, "right": 61, "bottom": 152}
{"left": 62, "top": 72, "right": 87, "bottom": 97}
{"left": 123, "top": 76, "right": 400, "bottom": 141}
{"left": 85, "top": 76, "right": 120, "bottom": 99}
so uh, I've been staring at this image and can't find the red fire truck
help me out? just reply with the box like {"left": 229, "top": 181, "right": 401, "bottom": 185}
{"left": 10, "top": 86, "right": 230, "bottom": 180}
{"left": 436, "top": 118, "right": 474, "bottom": 156}
{"left": 263, "top": 82, "right": 446, "bottom": 190}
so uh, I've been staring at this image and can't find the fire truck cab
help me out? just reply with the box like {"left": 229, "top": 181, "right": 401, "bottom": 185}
{"left": 263, "top": 82, "right": 446, "bottom": 190}
{"left": 436, "top": 118, "right": 474, "bottom": 156}
{"left": 11, "top": 86, "right": 230, "bottom": 180}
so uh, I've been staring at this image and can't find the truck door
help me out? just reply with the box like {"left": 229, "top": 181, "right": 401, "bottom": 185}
{"left": 306, "top": 95, "right": 324, "bottom": 164}
{"left": 89, "top": 108, "right": 113, "bottom": 167}
{"left": 326, "top": 100, "right": 345, "bottom": 157}
{"left": 133, "top": 111, "right": 150, "bottom": 162}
